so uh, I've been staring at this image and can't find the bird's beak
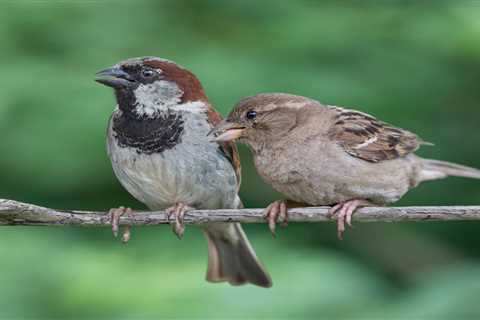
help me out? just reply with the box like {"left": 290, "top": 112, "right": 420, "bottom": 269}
{"left": 95, "top": 67, "right": 134, "bottom": 89}
{"left": 208, "top": 120, "right": 245, "bottom": 142}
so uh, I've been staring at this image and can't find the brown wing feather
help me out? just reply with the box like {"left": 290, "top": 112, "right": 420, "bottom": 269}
{"left": 206, "top": 105, "right": 242, "bottom": 189}
{"left": 327, "top": 107, "right": 428, "bottom": 163}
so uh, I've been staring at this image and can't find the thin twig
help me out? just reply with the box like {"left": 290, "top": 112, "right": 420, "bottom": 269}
{"left": 1, "top": 199, "right": 479, "bottom": 227}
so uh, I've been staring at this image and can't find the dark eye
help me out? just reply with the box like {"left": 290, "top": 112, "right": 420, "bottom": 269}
{"left": 141, "top": 69, "right": 155, "bottom": 78}
{"left": 246, "top": 110, "right": 257, "bottom": 120}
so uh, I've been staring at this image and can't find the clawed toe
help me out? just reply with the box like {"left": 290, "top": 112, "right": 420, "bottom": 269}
{"left": 166, "top": 203, "right": 192, "bottom": 239}
{"left": 327, "top": 203, "right": 343, "bottom": 218}
{"left": 109, "top": 206, "right": 134, "bottom": 243}
{"left": 328, "top": 199, "right": 371, "bottom": 240}
{"left": 263, "top": 200, "right": 288, "bottom": 237}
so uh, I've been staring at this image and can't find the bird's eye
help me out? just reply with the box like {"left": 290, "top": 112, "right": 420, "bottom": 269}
{"left": 141, "top": 69, "right": 155, "bottom": 78}
{"left": 246, "top": 110, "right": 257, "bottom": 120}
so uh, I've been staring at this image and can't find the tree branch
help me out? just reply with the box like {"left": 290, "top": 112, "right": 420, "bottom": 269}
{"left": 1, "top": 199, "right": 480, "bottom": 227}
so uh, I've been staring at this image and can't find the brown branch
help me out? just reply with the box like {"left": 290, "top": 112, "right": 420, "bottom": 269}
{"left": 1, "top": 199, "right": 480, "bottom": 227}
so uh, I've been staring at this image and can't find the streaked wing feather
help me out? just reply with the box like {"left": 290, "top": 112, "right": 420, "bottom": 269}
{"left": 327, "top": 107, "right": 427, "bottom": 162}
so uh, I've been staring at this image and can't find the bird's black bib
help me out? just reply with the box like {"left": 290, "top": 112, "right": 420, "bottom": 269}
{"left": 112, "top": 112, "right": 184, "bottom": 155}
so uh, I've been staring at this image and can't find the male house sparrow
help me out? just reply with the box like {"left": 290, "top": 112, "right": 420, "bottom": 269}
{"left": 210, "top": 93, "right": 480, "bottom": 239}
{"left": 95, "top": 57, "right": 272, "bottom": 287}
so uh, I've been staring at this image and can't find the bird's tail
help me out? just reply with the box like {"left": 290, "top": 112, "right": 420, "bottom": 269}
{"left": 419, "top": 158, "right": 480, "bottom": 182}
{"left": 203, "top": 222, "right": 272, "bottom": 288}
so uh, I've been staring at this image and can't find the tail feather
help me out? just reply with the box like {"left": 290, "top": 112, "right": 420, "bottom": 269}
{"left": 203, "top": 223, "right": 272, "bottom": 288}
{"left": 420, "top": 158, "right": 480, "bottom": 182}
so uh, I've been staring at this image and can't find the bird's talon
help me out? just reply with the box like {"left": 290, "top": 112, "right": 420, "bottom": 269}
{"left": 331, "top": 199, "right": 372, "bottom": 239}
{"left": 268, "top": 217, "right": 277, "bottom": 237}
{"left": 109, "top": 206, "right": 134, "bottom": 242}
{"left": 279, "top": 202, "right": 288, "bottom": 227}
{"left": 328, "top": 203, "right": 342, "bottom": 219}
{"left": 166, "top": 203, "right": 190, "bottom": 239}
{"left": 264, "top": 200, "right": 289, "bottom": 237}
{"left": 174, "top": 220, "right": 185, "bottom": 239}
{"left": 110, "top": 206, "right": 124, "bottom": 238}
{"left": 122, "top": 225, "right": 131, "bottom": 244}
{"left": 346, "top": 218, "right": 353, "bottom": 228}
{"left": 121, "top": 208, "right": 134, "bottom": 244}
{"left": 337, "top": 216, "right": 345, "bottom": 240}
{"left": 269, "top": 220, "right": 277, "bottom": 237}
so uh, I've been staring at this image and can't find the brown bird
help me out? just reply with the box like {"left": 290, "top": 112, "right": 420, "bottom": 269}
{"left": 95, "top": 57, "right": 271, "bottom": 287}
{"left": 210, "top": 93, "right": 480, "bottom": 239}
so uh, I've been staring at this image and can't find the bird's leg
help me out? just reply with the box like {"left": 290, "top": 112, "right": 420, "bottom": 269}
{"left": 109, "top": 206, "right": 134, "bottom": 243}
{"left": 263, "top": 200, "right": 288, "bottom": 237}
{"left": 165, "top": 202, "right": 193, "bottom": 239}
{"left": 328, "top": 199, "right": 372, "bottom": 240}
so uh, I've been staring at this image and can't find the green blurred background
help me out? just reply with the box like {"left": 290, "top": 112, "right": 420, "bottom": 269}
{"left": 1, "top": 0, "right": 480, "bottom": 319}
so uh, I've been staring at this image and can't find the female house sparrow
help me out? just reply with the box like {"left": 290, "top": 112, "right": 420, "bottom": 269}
{"left": 95, "top": 57, "right": 272, "bottom": 287}
{"left": 210, "top": 93, "right": 480, "bottom": 239}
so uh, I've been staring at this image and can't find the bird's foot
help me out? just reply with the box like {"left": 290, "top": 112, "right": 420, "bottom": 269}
{"left": 263, "top": 200, "right": 288, "bottom": 237}
{"left": 109, "top": 206, "right": 134, "bottom": 244}
{"left": 166, "top": 202, "right": 193, "bottom": 239}
{"left": 328, "top": 199, "right": 372, "bottom": 240}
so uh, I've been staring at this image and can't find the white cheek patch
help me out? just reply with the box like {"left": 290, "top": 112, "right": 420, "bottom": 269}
{"left": 133, "top": 80, "right": 183, "bottom": 118}
{"left": 169, "top": 101, "right": 207, "bottom": 113}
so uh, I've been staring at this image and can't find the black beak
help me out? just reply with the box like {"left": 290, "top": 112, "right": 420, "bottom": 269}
{"left": 95, "top": 67, "right": 135, "bottom": 89}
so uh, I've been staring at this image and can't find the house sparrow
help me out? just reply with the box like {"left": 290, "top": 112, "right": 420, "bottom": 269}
{"left": 210, "top": 93, "right": 480, "bottom": 239}
{"left": 95, "top": 57, "right": 272, "bottom": 287}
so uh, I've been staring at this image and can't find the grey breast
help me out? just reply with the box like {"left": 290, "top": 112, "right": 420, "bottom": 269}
{"left": 106, "top": 108, "right": 239, "bottom": 210}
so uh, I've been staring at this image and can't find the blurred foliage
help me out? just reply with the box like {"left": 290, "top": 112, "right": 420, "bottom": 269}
{"left": 1, "top": 0, "right": 480, "bottom": 319}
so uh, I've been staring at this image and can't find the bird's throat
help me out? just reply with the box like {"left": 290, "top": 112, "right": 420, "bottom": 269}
{"left": 115, "top": 89, "right": 138, "bottom": 118}
{"left": 112, "top": 106, "right": 185, "bottom": 155}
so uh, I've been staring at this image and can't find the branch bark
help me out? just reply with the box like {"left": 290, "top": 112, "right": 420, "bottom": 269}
{"left": 1, "top": 199, "right": 480, "bottom": 227}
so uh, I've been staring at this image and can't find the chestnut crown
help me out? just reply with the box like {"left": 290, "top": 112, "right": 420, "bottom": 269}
{"left": 96, "top": 57, "right": 207, "bottom": 103}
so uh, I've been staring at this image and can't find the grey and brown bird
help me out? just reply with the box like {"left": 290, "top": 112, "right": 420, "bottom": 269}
{"left": 95, "top": 57, "right": 272, "bottom": 287}
{"left": 210, "top": 93, "right": 480, "bottom": 239}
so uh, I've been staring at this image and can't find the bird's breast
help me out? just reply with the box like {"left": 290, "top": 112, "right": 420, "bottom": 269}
{"left": 107, "top": 109, "right": 239, "bottom": 210}
{"left": 252, "top": 140, "right": 414, "bottom": 206}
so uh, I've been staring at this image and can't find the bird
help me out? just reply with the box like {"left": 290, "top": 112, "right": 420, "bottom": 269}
{"left": 95, "top": 57, "right": 272, "bottom": 287}
{"left": 209, "top": 93, "right": 480, "bottom": 239}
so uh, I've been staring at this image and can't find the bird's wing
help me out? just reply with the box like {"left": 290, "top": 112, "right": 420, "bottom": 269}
{"left": 326, "top": 107, "right": 430, "bottom": 163}
{"left": 206, "top": 105, "right": 242, "bottom": 189}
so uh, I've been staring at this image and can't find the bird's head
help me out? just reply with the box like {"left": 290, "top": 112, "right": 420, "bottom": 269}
{"left": 209, "top": 93, "right": 308, "bottom": 148}
{"left": 96, "top": 57, "right": 207, "bottom": 118}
